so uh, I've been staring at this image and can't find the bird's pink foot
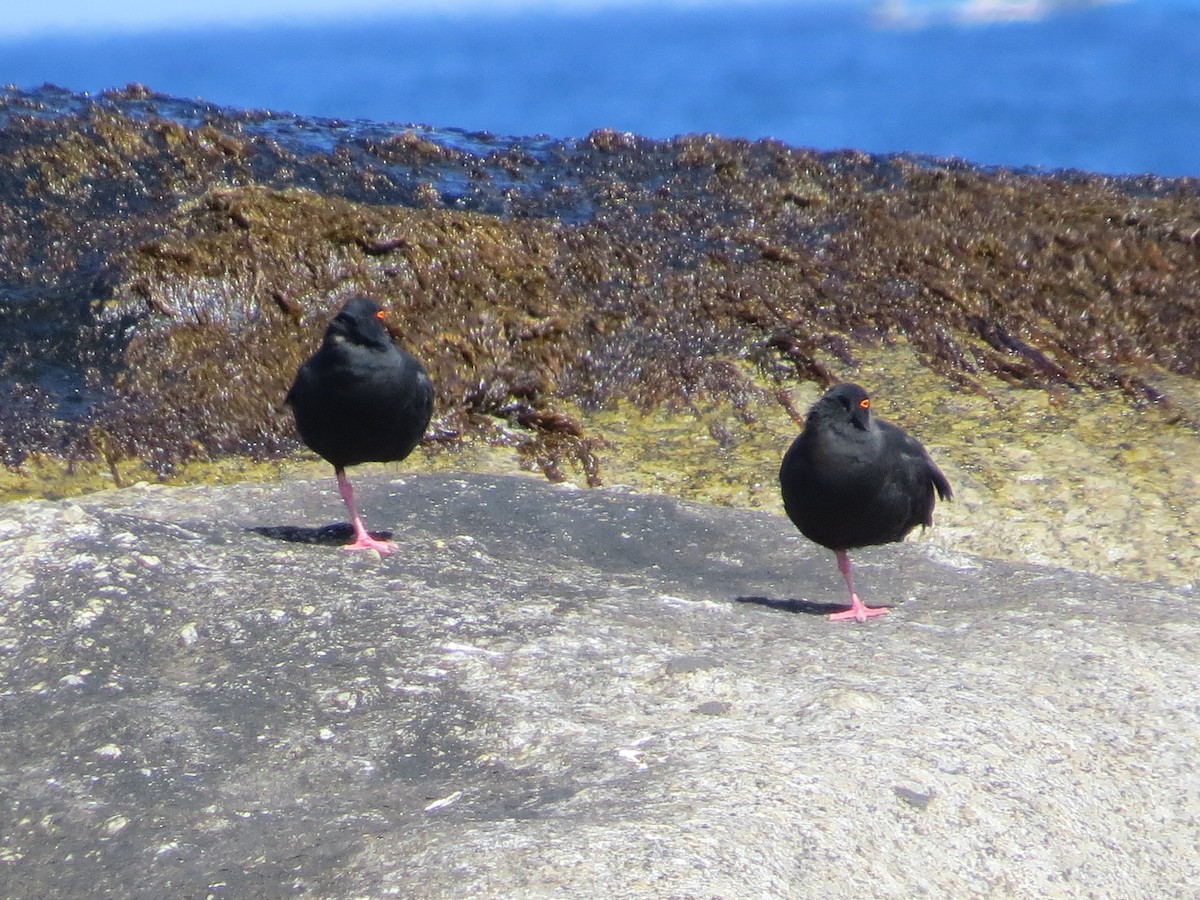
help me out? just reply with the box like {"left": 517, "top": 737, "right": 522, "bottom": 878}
{"left": 828, "top": 594, "right": 887, "bottom": 624}
{"left": 342, "top": 532, "right": 396, "bottom": 554}
{"left": 335, "top": 469, "right": 394, "bottom": 555}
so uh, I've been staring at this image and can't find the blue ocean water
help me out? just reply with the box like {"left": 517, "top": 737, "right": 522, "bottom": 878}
{"left": 2, "top": 1, "right": 1200, "bottom": 177}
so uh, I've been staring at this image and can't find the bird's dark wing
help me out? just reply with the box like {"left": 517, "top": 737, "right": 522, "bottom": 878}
{"left": 929, "top": 459, "right": 952, "bottom": 502}
{"left": 877, "top": 421, "right": 952, "bottom": 532}
{"left": 885, "top": 424, "right": 951, "bottom": 495}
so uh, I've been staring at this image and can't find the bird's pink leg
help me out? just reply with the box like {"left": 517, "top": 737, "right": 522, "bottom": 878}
{"left": 336, "top": 468, "right": 396, "bottom": 554}
{"left": 828, "top": 550, "right": 887, "bottom": 623}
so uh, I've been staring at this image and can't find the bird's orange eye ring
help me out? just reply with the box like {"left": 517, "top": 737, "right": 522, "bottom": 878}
{"left": 859, "top": 398, "right": 870, "bottom": 409}
{"left": 375, "top": 310, "right": 386, "bottom": 320}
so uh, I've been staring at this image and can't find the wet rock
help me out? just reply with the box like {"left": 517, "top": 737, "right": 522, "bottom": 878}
{"left": 0, "top": 473, "right": 1196, "bottom": 896}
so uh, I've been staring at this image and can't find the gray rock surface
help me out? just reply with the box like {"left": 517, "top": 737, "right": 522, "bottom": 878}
{"left": 0, "top": 473, "right": 1196, "bottom": 897}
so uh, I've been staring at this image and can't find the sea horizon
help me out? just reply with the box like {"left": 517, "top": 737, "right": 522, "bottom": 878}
{"left": 4, "top": 0, "right": 1200, "bottom": 176}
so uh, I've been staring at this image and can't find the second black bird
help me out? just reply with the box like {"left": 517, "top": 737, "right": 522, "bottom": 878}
{"left": 779, "top": 383, "right": 952, "bottom": 623}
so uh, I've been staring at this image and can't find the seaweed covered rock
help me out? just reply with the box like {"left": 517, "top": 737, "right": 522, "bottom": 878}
{"left": 1, "top": 85, "right": 1198, "bottom": 583}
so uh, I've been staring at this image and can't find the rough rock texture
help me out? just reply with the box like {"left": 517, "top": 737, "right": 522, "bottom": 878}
{"left": 1, "top": 473, "right": 1195, "bottom": 897}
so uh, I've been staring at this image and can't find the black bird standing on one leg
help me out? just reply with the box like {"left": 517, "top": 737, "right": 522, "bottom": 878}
{"left": 779, "top": 383, "right": 952, "bottom": 623}
{"left": 286, "top": 296, "right": 434, "bottom": 554}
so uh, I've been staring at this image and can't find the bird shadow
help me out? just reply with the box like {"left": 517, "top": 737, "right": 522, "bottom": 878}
{"left": 248, "top": 524, "right": 394, "bottom": 546}
{"left": 734, "top": 595, "right": 874, "bottom": 616}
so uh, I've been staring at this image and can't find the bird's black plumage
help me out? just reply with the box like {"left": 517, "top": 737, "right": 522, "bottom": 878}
{"left": 286, "top": 296, "right": 434, "bottom": 553}
{"left": 779, "top": 383, "right": 951, "bottom": 622}
{"left": 288, "top": 296, "right": 433, "bottom": 468}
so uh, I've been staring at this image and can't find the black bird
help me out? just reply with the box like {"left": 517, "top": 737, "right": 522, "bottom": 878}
{"left": 286, "top": 296, "right": 434, "bottom": 554}
{"left": 779, "top": 383, "right": 952, "bottom": 623}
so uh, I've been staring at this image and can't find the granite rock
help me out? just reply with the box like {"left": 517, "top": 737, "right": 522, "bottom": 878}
{"left": 0, "top": 473, "right": 1196, "bottom": 897}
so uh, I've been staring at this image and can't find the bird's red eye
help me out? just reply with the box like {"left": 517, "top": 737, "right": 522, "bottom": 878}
{"left": 375, "top": 310, "right": 386, "bottom": 320}
{"left": 859, "top": 398, "right": 870, "bottom": 409}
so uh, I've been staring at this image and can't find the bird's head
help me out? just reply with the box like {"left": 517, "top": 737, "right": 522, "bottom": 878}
{"left": 325, "top": 296, "right": 394, "bottom": 350}
{"left": 819, "top": 382, "right": 872, "bottom": 431}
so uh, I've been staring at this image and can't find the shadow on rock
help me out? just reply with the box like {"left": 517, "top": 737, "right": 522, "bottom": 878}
{"left": 734, "top": 595, "right": 878, "bottom": 616}
{"left": 248, "top": 523, "right": 394, "bottom": 546}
